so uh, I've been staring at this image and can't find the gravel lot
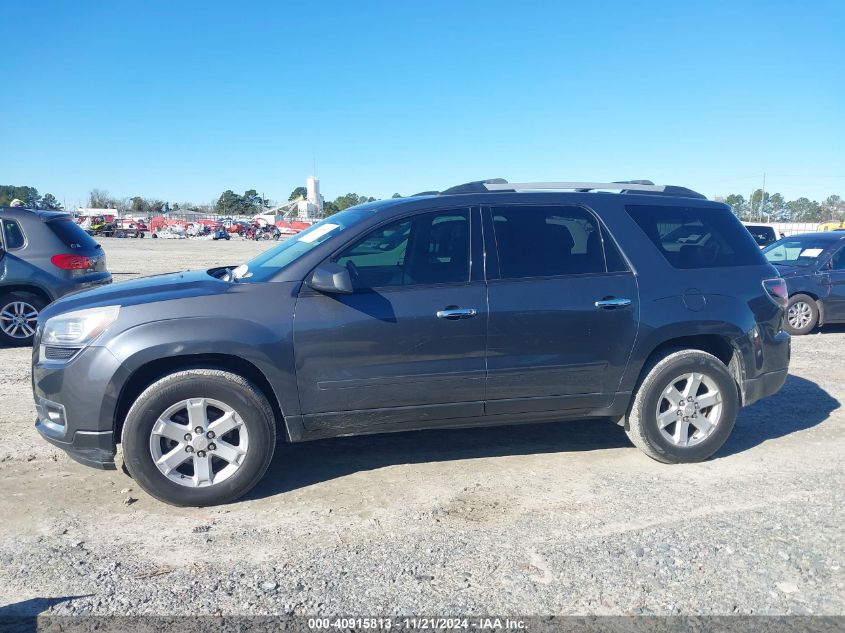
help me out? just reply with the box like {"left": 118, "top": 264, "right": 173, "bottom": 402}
{"left": 1, "top": 238, "right": 843, "bottom": 617}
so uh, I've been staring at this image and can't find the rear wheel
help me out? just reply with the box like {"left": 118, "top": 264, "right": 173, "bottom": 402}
{"left": 121, "top": 369, "right": 276, "bottom": 506}
{"left": 784, "top": 294, "right": 818, "bottom": 335}
{"left": 0, "top": 291, "right": 47, "bottom": 346}
{"left": 625, "top": 349, "right": 738, "bottom": 463}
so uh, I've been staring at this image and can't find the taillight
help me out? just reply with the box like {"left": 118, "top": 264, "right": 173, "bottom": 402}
{"left": 763, "top": 278, "right": 788, "bottom": 308}
{"left": 51, "top": 254, "right": 93, "bottom": 270}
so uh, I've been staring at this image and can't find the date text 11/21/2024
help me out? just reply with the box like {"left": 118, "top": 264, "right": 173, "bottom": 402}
{"left": 307, "top": 617, "right": 527, "bottom": 630}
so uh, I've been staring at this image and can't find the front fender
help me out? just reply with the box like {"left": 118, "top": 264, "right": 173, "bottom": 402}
{"left": 104, "top": 315, "right": 299, "bottom": 419}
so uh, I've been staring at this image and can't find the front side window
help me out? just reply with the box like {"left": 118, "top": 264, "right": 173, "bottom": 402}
{"left": 336, "top": 209, "right": 470, "bottom": 289}
{"left": 241, "top": 205, "right": 378, "bottom": 281}
{"left": 491, "top": 205, "right": 617, "bottom": 278}
{"left": 2, "top": 219, "right": 25, "bottom": 249}
{"left": 627, "top": 205, "right": 766, "bottom": 269}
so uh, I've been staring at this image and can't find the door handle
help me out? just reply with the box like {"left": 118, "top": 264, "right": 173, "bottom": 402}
{"left": 594, "top": 297, "right": 632, "bottom": 309}
{"left": 436, "top": 308, "right": 478, "bottom": 320}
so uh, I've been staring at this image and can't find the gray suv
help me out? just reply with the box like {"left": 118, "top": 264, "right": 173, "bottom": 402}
{"left": 0, "top": 207, "right": 111, "bottom": 345}
{"left": 32, "top": 180, "right": 791, "bottom": 506}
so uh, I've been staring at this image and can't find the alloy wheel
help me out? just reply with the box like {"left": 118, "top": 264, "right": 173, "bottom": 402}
{"left": 0, "top": 300, "right": 38, "bottom": 339}
{"left": 655, "top": 372, "right": 723, "bottom": 447}
{"left": 149, "top": 398, "right": 249, "bottom": 487}
{"left": 787, "top": 301, "right": 813, "bottom": 330}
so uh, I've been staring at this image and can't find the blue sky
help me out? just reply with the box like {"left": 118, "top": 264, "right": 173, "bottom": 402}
{"left": 1, "top": 0, "right": 842, "bottom": 207}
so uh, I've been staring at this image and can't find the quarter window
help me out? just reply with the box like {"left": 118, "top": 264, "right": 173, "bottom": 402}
{"left": 626, "top": 204, "right": 766, "bottom": 269}
{"left": 491, "top": 206, "right": 621, "bottom": 279}
{"left": 336, "top": 209, "right": 470, "bottom": 289}
{"left": 2, "top": 219, "right": 25, "bottom": 249}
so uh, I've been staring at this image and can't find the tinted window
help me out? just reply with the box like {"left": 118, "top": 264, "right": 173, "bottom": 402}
{"left": 2, "top": 219, "right": 25, "bottom": 249}
{"left": 745, "top": 225, "right": 777, "bottom": 247}
{"left": 829, "top": 246, "right": 845, "bottom": 270}
{"left": 763, "top": 237, "right": 832, "bottom": 267}
{"left": 336, "top": 210, "right": 470, "bottom": 288}
{"left": 626, "top": 205, "right": 766, "bottom": 269}
{"left": 47, "top": 218, "right": 100, "bottom": 251}
{"left": 491, "top": 206, "right": 610, "bottom": 278}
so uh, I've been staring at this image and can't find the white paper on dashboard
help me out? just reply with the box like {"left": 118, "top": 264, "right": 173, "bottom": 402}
{"left": 298, "top": 224, "right": 339, "bottom": 243}
{"left": 799, "top": 248, "right": 823, "bottom": 258}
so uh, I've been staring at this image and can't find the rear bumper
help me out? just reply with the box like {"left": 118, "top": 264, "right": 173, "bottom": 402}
{"left": 742, "top": 367, "right": 789, "bottom": 407}
{"left": 738, "top": 328, "right": 791, "bottom": 406}
{"left": 53, "top": 273, "right": 112, "bottom": 300}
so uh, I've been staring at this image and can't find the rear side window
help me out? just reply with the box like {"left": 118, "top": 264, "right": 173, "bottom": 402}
{"left": 626, "top": 205, "right": 766, "bottom": 269}
{"left": 46, "top": 217, "right": 100, "bottom": 251}
{"left": 491, "top": 205, "right": 625, "bottom": 278}
{"left": 2, "top": 219, "right": 25, "bottom": 249}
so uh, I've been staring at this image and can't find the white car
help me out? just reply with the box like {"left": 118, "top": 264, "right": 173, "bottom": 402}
{"left": 743, "top": 222, "right": 783, "bottom": 248}
{"left": 152, "top": 226, "right": 187, "bottom": 239}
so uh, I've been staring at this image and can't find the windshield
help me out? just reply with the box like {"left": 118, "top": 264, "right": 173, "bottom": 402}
{"left": 763, "top": 236, "right": 831, "bottom": 267}
{"left": 237, "top": 206, "right": 376, "bottom": 281}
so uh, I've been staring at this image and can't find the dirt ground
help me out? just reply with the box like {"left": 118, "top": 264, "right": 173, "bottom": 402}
{"left": 1, "top": 237, "right": 843, "bottom": 616}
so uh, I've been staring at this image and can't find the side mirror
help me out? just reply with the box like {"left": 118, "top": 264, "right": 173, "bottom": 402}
{"left": 309, "top": 262, "right": 354, "bottom": 294}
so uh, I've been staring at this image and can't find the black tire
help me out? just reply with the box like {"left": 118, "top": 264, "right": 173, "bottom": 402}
{"left": 625, "top": 349, "right": 739, "bottom": 464}
{"left": 121, "top": 369, "right": 276, "bottom": 506}
{"left": 784, "top": 294, "right": 819, "bottom": 335}
{"left": 0, "top": 291, "right": 47, "bottom": 346}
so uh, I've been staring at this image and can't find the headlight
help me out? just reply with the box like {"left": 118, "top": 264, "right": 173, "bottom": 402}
{"left": 42, "top": 305, "right": 120, "bottom": 348}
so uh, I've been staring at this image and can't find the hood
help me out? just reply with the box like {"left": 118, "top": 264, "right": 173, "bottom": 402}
{"left": 41, "top": 269, "right": 229, "bottom": 320}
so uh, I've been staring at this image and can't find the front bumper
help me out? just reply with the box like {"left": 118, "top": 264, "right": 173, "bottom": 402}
{"left": 33, "top": 345, "right": 127, "bottom": 469}
{"left": 35, "top": 422, "right": 116, "bottom": 469}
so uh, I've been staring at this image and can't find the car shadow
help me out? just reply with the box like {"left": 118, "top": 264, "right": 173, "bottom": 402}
{"left": 248, "top": 417, "right": 630, "bottom": 499}
{"left": 716, "top": 373, "right": 839, "bottom": 457}
{"left": 0, "top": 594, "right": 93, "bottom": 633}
{"left": 819, "top": 323, "right": 845, "bottom": 334}
{"left": 247, "top": 374, "right": 838, "bottom": 500}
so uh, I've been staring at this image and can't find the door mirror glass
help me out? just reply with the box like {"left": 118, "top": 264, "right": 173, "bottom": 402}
{"left": 309, "top": 262, "right": 354, "bottom": 294}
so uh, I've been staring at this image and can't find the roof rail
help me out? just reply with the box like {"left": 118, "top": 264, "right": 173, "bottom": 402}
{"left": 439, "top": 178, "right": 509, "bottom": 195}
{"left": 482, "top": 180, "right": 706, "bottom": 199}
{"left": 484, "top": 180, "right": 664, "bottom": 192}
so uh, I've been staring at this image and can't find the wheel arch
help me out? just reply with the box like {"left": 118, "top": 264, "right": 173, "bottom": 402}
{"left": 114, "top": 353, "right": 289, "bottom": 445}
{"left": 622, "top": 332, "right": 744, "bottom": 422}
{"left": 0, "top": 283, "right": 54, "bottom": 304}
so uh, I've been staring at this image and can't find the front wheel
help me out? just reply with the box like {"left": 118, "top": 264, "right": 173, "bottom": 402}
{"left": 625, "top": 350, "right": 739, "bottom": 463}
{"left": 121, "top": 369, "right": 277, "bottom": 506}
{"left": 784, "top": 294, "right": 818, "bottom": 335}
